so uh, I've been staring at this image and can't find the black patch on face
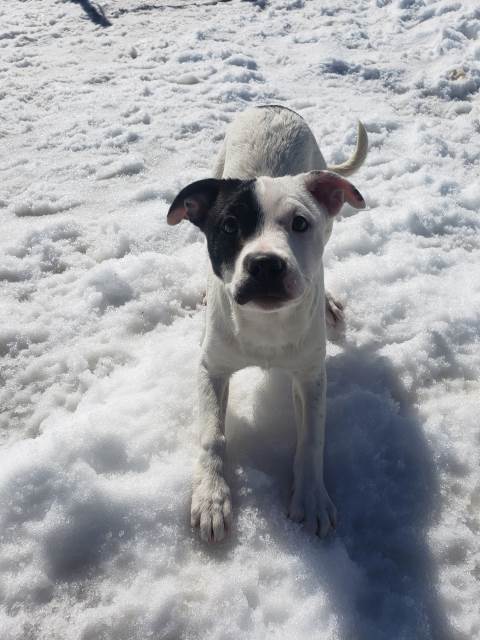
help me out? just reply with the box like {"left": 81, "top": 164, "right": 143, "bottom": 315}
{"left": 202, "top": 180, "right": 263, "bottom": 280}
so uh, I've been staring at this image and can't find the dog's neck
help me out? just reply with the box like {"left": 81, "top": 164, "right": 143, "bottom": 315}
{"left": 209, "top": 269, "right": 325, "bottom": 357}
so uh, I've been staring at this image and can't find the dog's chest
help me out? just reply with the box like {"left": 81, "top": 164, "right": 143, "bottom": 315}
{"left": 236, "top": 336, "right": 308, "bottom": 370}
{"left": 235, "top": 313, "right": 298, "bottom": 358}
{"left": 228, "top": 305, "right": 324, "bottom": 371}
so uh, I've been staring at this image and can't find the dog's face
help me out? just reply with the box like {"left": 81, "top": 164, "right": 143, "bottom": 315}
{"left": 168, "top": 171, "right": 365, "bottom": 311}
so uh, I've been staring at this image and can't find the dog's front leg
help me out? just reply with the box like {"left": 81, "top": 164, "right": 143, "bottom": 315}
{"left": 191, "top": 361, "right": 232, "bottom": 542}
{"left": 289, "top": 369, "right": 337, "bottom": 537}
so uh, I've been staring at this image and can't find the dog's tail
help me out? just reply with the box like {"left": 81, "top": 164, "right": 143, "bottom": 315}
{"left": 327, "top": 121, "right": 368, "bottom": 177}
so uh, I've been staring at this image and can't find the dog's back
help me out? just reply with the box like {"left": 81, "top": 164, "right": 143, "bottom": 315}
{"left": 215, "top": 105, "right": 327, "bottom": 180}
{"left": 214, "top": 104, "right": 367, "bottom": 181}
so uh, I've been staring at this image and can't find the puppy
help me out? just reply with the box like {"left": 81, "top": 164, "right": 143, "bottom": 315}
{"left": 168, "top": 105, "right": 367, "bottom": 542}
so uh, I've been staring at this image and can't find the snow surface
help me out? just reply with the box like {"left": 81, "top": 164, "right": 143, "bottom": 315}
{"left": 1, "top": 0, "right": 480, "bottom": 638}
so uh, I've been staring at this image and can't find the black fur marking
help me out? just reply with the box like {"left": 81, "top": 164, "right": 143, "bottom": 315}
{"left": 168, "top": 178, "right": 222, "bottom": 226}
{"left": 168, "top": 179, "right": 263, "bottom": 280}
{"left": 203, "top": 180, "right": 263, "bottom": 279}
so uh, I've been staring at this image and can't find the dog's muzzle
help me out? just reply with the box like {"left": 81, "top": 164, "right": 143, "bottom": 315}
{"left": 234, "top": 252, "right": 290, "bottom": 308}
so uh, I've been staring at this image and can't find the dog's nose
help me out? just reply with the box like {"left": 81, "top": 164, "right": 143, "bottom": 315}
{"left": 244, "top": 253, "right": 287, "bottom": 280}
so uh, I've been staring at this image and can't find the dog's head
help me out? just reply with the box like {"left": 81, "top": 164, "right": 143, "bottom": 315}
{"left": 168, "top": 171, "right": 365, "bottom": 311}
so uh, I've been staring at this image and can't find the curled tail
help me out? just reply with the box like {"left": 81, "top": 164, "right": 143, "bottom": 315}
{"left": 327, "top": 121, "right": 368, "bottom": 177}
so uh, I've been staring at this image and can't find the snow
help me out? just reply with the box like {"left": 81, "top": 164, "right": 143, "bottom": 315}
{"left": 1, "top": 0, "right": 480, "bottom": 638}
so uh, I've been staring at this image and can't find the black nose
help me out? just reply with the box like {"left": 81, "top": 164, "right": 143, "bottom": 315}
{"left": 244, "top": 253, "right": 287, "bottom": 280}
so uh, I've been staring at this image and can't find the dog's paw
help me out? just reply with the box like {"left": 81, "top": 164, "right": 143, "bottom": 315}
{"left": 191, "top": 474, "right": 232, "bottom": 542}
{"left": 325, "top": 292, "right": 345, "bottom": 343}
{"left": 325, "top": 292, "right": 344, "bottom": 328}
{"left": 288, "top": 483, "right": 337, "bottom": 538}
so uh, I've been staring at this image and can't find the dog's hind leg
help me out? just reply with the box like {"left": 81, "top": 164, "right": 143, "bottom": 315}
{"left": 325, "top": 292, "right": 345, "bottom": 328}
{"left": 325, "top": 292, "right": 346, "bottom": 343}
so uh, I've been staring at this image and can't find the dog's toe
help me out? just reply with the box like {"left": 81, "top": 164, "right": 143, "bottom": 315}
{"left": 191, "top": 508, "right": 200, "bottom": 528}
{"left": 198, "top": 502, "right": 231, "bottom": 543}
{"left": 200, "top": 510, "right": 216, "bottom": 542}
{"left": 191, "top": 475, "right": 232, "bottom": 543}
{"left": 318, "top": 500, "right": 337, "bottom": 538}
{"left": 212, "top": 508, "right": 228, "bottom": 541}
{"left": 287, "top": 503, "right": 305, "bottom": 523}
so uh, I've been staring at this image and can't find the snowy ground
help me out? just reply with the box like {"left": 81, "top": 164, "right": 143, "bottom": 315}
{"left": 1, "top": 0, "right": 480, "bottom": 638}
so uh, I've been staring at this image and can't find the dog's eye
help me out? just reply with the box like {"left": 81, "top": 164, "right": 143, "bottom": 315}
{"left": 292, "top": 215, "right": 309, "bottom": 232}
{"left": 221, "top": 216, "right": 238, "bottom": 234}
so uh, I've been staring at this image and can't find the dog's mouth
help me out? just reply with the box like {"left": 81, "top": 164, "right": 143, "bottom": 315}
{"left": 233, "top": 281, "right": 291, "bottom": 310}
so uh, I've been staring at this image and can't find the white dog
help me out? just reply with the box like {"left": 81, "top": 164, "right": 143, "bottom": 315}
{"left": 168, "top": 105, "right": 367, "bottom": 542}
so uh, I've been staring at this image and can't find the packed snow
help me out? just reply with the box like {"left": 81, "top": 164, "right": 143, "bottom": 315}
{"left": 1, "top": 0, "right": 480, "bottom": 638}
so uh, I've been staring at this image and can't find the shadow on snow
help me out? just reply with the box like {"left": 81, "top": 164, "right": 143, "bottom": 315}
{"left": 71, "top": 0, "right": 112, "bottom": 27}
{"left": 225, "top": 343, "right": 454, "bottom": 640}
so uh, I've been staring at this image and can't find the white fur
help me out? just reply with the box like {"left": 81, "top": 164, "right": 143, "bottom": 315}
{"left": 191, "top": 106, "right": 367, "bottom": 541}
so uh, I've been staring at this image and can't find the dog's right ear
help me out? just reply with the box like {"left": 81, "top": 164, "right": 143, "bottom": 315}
{"left": 167, "top": 179, "right": 221, "bottom": 228}
{"left": 304, "top": 170, "right": 365, "bottom": 217}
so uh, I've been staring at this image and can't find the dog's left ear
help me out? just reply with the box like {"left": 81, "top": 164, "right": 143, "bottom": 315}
{"left": 304, "top": 170, "right": 366, "bottom": 217}
{"left": 167, "top": 179, "right": 221, "bottom": 228}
